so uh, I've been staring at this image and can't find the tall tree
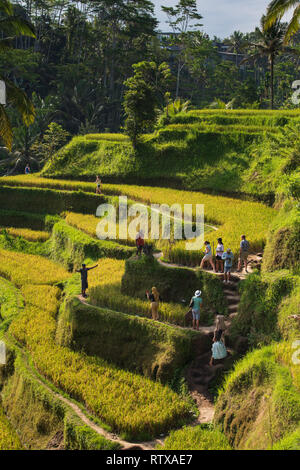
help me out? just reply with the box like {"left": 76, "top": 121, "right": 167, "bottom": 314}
{"left": 242, "top": 16, "right": 290, "bottom": 109}
{"left": 91, "top": 0, "right": 157, "bottom": 128}
{"left": 161, "top": 0, "right": 202, "bottom": 97}
{"left": 265, "top": 0, "right": 300, "bottom": 43}
{"left": 0, "top": 0, "right": 35, "bottom": 150}
{"left": 123, "top": 61, "right": 171, "bottom": 147}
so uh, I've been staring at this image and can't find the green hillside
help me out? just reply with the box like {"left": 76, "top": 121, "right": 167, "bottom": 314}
{"left": 0, "top": 110, "right": 299, "bottom": 451}
{"left": 42, "top": 109, "right": 300, "bottom": 202}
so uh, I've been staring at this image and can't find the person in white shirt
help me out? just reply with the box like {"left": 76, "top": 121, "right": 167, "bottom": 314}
{"left": 210, "top": 329, "right": 227, "bottom": 366}
{"left": 215, "top": 237, "right": 224, "bottom": 273}
{"left": 200, "top": 241, "right": 216, "bottom": 272}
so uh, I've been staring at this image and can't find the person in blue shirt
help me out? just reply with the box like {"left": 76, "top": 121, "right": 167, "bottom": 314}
{"left": 189, "top": 290, "right": 203, "bottom": 330}
{"left": 222, "top": 248, "right": 234, "bottom": 284}
{"left": 237, "top": 235, "right": 250, "bottom": 273}
{"left": 210, "top": 329, "right": 227, "bottom": 366}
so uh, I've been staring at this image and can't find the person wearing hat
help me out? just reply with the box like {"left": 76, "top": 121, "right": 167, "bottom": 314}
{"left": 189, "top": 290, "right": 203, "bottom": 330}
{"left": 222, "top": 248, "right": 234, "bottom": 283}
{"left": 76, "top": 263, "right": 98, "bottom": 298}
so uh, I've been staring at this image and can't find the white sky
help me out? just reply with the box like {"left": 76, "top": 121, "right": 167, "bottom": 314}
{"left": 154, "top": 0, "right": 291, "bottom": 38}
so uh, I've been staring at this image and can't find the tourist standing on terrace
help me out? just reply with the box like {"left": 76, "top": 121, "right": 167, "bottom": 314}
{"left": 222, "top": 248, "right": 234, "bottom": 284}
{"left": 189, "top": 290, "right": 203, "bottom": 331}
{"left": 215, "top": 238, "right": 224, "bottom": 273}
{"left": 237, "top": 235, "right": 250, "bottom": 273}
{"left": 215, "top": 314, "right": 227, "bottom": 345}
{"left": 210, "top": 329, "right": 227, "bottom": 366}
{"left": 136, "top": 231, "right": 145, "bottom": 256}
{"left": 200, "top": 241, "right": 216, "bottom": 272}
{"left": 76, "top": 263, "right": 98, "bottom": 298}
{"left": 146, "top": 287, "right": 161, "bottom": 321}
{"left": 25, "top": 164, "right": 30, "bottom": 174}
{"left": 95, "top": 176, "right": 102, "bottom": 194}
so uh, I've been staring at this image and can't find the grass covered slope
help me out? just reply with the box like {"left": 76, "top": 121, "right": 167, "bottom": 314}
{"left": 262, "top": 202, "right": 300, "bottom": 273}
{"left": 56, "top": 296, "right": 207, "bottom": 382}
{"left": 157, "top": 425, "right": 231, "bottom": 451}
{"left": 0, "top": 277, "right": 24, "bottom": 325}
{"left": 214, "top": 345, "right": 300, "bottom": 450}
{"left": 41, "top": 109, "right": 300, "bottom": 199}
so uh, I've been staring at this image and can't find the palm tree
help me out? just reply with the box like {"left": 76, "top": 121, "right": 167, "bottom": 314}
{"left": 226, "top": 31, "right": 247, "bottom": 66}
{"left": 265, "top": 0, "right": 300, "bottom": 43}
{"left": 0, "top": 0, "right": 35, "bottom": 150}
{"left": 242, "top": 16, "right": 293, "bottom": 109}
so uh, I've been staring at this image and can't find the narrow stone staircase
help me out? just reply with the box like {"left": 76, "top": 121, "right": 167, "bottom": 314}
{"left": 186, "top": 275, "right": 242, "bottom": 424}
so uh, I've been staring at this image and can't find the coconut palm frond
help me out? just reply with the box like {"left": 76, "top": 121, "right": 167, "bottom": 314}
{"left": 0, "top": 16, "right": 35, "bottom": 38}
{"left": 285, "top": 4, "right": 300, "bottom": 41}
{"left": 0, "top": 104, "right": 13, "bottom": 150}
{"left": 0, "top": 0, "right": 13, "bottom": 16}
{"left": 265, "top": 0, "right": 300, "bottom": 41}
{"left": 265, "top": 0, "right": 299, "bottom": 25}
{"left": 6, "top": 81, "right": 35, "bottom": 126}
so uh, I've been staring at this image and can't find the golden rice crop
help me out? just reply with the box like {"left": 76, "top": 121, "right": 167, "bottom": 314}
{"left": 0, "top": 249, "right": 70, "bottom": 287}
{"left": 85, "top": 133, "right": 129, "bottom": 142}
{"left": 82, "top": 259, "right": 188, "bottom": 325}
{"left": 1, "top": 227, "right": 50, "bottom": 242}
{"left": 0, "top": 175, "right": 95, "bottom": 193}
{"left": 0, "top": 176, "right": 275, "bottom": 264}
{"left": 63, "top": 212, "right": 136, "bottom": 247}
{"left": 102, "top": 184, "right": 275, "bottom": 263}
{"left": 0, "top": 407, "right": 23, "bottom": 450}
{"left": 9, "top": 283, "right": 192, "bottom": 440}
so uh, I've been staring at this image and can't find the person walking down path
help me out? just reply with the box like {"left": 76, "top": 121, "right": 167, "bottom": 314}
{"left": 222, "top": 248, "right": 234, "bottom": 284}
{"left": 136, "top": 231, "right": 145, "bottom": 256}
{"left": 200, "top": 241, "right": 216, "bottom": 272}
{"left": 25, "top": 164, "right": 31, "bottom": 175}
{"left": 237, "top": 235, "right": 250, "bottom": 273}
{"left": 189, "top": 290, "right": 203, "bottom": 331}
{"left": 95, "top": 176, "right": 102, "bottom": 194}
{"left": 210, "top": 329, "right": 227, "bottom": 366}
{"left": 146, "top": 287, "right": 161, "bottom": 321}
{"left": 76, "top": 263, "right": 98, "bottom": 298}
{"left": 215, "top": 238, "right": 224, "bottom": 273}
{"left": 215, "top": 314, "right": 227, "bottom": 345}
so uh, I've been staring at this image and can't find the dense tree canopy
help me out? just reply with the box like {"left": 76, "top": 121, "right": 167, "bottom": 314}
{"left": 1, "top": 0, "right": 300, "bottom": 158}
